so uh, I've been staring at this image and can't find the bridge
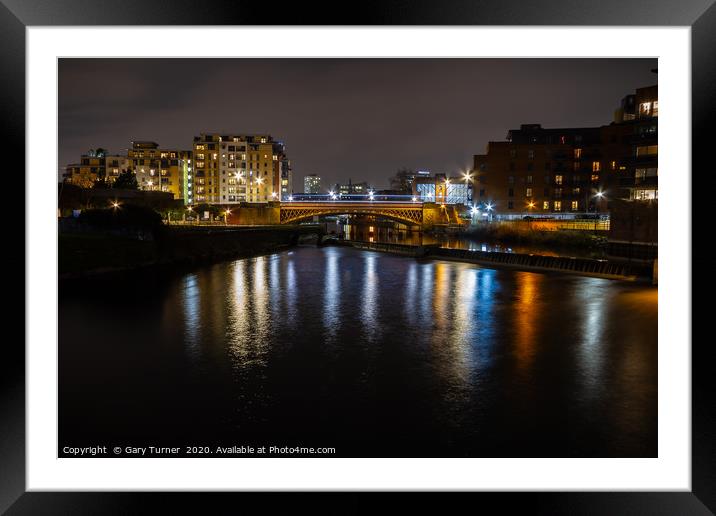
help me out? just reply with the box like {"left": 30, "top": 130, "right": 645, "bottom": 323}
{"left": 226, "top": 201, "right": 465, "bottom": 229}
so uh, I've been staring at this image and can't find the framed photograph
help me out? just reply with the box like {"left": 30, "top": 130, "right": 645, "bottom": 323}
{"left": 4, "top": 0, "right": 714, "bottom": 512}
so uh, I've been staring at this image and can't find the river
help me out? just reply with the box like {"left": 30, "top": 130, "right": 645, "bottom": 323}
{"left": 59, "top": 245, "right": 657, "bottom": 457}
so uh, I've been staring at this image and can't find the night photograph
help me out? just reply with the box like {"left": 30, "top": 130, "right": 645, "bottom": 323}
{"left": 57, "top": 58, "right": 658, "bottom": 459}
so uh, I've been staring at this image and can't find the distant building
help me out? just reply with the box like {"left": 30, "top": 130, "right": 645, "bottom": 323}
{"left": 335, "top": 179, "right": 370, "bottom": 195}
{"left": 304, "top": 174, "right": 321, "bottom": 194}
{"left": 472, "top": 84, "right": 657, "bottom": 215}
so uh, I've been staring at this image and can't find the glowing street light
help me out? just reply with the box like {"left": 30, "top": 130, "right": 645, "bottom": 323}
{"left": 288, "top": 195, "right": 293, "bottom": 201}
{"left": 368, "top": 189, "right": 375, "bottom": 201}
{"left": 111, "top": 201, "right": 120, "bottom": 209}
{"left": 412, "top": 196, "right": 417, "bottom": 202}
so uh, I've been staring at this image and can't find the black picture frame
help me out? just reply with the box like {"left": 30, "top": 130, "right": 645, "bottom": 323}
{"left": 3, "top": 1, "right": 714, "bottom": 513}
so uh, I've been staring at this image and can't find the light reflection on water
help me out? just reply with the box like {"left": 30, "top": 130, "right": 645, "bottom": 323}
{"left": 59, "top": 245, "right": 657, "bottom": 457}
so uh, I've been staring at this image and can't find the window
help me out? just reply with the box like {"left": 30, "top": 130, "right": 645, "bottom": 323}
{"left": 544, "top": 188, "right": 550, "bottom": 196}
{"left": 479, "top": 189, "right": 485, "bottom": 197}
{"left": 196, "top": 144, "right": 205, "bottom": 151}
{"left": 543, "top": 201, "right": 549, "bottom": 210}
{"left": 591, "top": 174, "right": 600, "bottom": 182}
{"left": 527, "top": 163, "right": 533, "bottom": 171}
{"left": 571, "top": 201, "right": 579, "bottom": 211}
{"left": 528, "top": 150, "right": 535, "bottom": 159}
{"left": 196, "top": 154, "right": 205, "bottom": 160}
{"left": 479, "top": 163, "right": 486, "bottom": 171}
{"left": 555, "top": 175, "right": 563, "bottom": 185}
{"left": 554, "top": 188, "right": 562, "bottom": 198}
{"left": 573, "top": 187, "right": 581, "bottom": 195}
{"left": 592, "top": 161, "right": 601, "bottom": 172}
{"left": 636, "top": 145, "right": 658, "bottom": 156}
{"left": 509, "top": 149, "right": 517, "bottom": 158}
{"left": 508, "top": 188, "right": 514, "bottom": 197}
{"left": 611, "top": 161, "right": 616, "bottom": 170}
{"left": 508, "top": 201, "right": 514, "bottom": 209}
{"left": 652, "top": 100, "right": 658, "bottom": 116}
{"left": 526, "top": 175, "right": 533, "bottom": 184}
{"left": 573, "top": 161, "right": 580, "bottom": 171}
{"left": 526, "top": 188, "right": 532, "bottom": 197}
{"left": 639, "top": 102, "right": 651, "bottom": 116}
{"left": 544, "top": 175, "right": 550, "bottom": 184}
{"left": 554, "top": 201, "right": 562, "bottom": 211}
{"left": 574, "top": 148, "right": 582, "bottom": 159}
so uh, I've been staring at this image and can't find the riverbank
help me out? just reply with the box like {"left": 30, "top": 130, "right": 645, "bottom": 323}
{"left": 331, "top": 239, "right": 654, "bottom": 282}
{"left": 439, "top": 223, "right": 608, "bottom": 255}
{"left": 59, "top": 224, "right": 322, "bottom": 281}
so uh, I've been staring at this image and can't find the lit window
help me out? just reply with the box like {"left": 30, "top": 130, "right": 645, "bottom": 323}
{"left": 636, "top": 145, "right": 658, "bottom": 156}
{"left": 543, "top": 201, "right": 549, "bottom": 210}
{"left": 554, "top": 201, "right": 562, "bottom": 211}
{"left": 611, "top": 161, "right": 616, "bottom": 170}
{"left": 574, "top": 148, "right": 582, "bottom": 159}
{"left": 591, "top": 174, "right": 600, "bottom": 182}
{"left": 571, "top": 201, "right": 578, "bottom": 211}
{"left": 526, "top": 188, "right": 532, "bottom": 197}
{"left": 639, "top": 102, "right": 651, "bottom": 116}
{"left": 652, "top": 101, "right": 658, "bottom": 116}
{"left": 555, "top": 175, "right": 563, "bottom": 185}
{"left": 592, "top": 161, "right": 601, "bottom": 172}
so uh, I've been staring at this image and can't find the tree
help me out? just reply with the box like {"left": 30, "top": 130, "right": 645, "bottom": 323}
{"left": 389, "top": 167, "right": 414, "bottom": 194}
{"left": 113, "top": 169, "right": 138, "bottom": 190}
{"left": 93, "top": 178, "right": 111, "bottom": 189}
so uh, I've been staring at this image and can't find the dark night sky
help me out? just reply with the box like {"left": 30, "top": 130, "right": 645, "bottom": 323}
{"left": 59, "top": 58, "right": 656, "bottom": 189}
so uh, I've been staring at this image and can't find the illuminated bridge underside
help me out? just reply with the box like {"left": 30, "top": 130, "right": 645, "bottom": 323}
{"left": 280, "top": 202, "right": 424, "bottom": 225}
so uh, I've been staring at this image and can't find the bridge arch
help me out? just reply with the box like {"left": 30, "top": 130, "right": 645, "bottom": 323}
{"left": 279, "top": 203, "right": 424, "bottom": 226}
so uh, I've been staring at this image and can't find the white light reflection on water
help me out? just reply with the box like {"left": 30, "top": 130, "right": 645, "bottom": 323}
{"left": 575, "top": 277, "right": 611, "bottom": 401}
{"left": 181, "top": 273, "right": 201, "bottom": 358}
{"left": 323, "top": 247, "right": 341, "bottom": 341}
{"left": 360, "top": 252, "right": 380, "bottom": 343}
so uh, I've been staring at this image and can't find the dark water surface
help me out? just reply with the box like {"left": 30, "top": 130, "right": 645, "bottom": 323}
{"left": 59, "top": 246, "right": 657, "bottom": 457}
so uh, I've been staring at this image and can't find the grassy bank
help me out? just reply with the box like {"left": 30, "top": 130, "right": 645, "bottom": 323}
{"left": 457, "top": 223, "right": 607, "bottom": 253}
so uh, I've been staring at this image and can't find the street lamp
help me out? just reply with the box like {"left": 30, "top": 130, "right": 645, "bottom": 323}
{"left": 594, "top": 190, "right": 606, "bottom": 214}
{"left": 224, "top": 208, "right": 231, "bottom": 225}
{"left": 485, "top": 202, "right": 494, "bottom": 222}
{"left": 368, "top": 190, "right": 375, "bottom": 201}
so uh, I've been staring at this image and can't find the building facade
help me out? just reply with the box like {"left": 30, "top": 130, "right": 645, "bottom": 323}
{"left": 192, "top": 133, "right": 289, "bottom": 204}
{"left": 472, "top": 84, "right": 657, "bottom": 215}
{"left": 126, "top": 142, "right": 191, "bottom": 202}
{"left": 304, "top": 174, "right": 321, "bottom": 194}
{"left": 413, "top": 173, "right": 470, "bottom": 205}
{"left": 63, "top": 149, "right": 109, "bottom": 188}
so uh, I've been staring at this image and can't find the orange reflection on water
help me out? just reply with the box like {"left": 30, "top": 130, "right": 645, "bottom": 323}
{"left": 514, "top": 271, "right": 544, "bottom": 369}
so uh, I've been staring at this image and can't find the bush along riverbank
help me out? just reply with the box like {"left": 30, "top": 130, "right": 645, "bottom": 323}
{"left": 58, "top": 205, "right": 322, "bottom": 280}
{"left": 452, "top": 222, "right": 608, "bottom": 257}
